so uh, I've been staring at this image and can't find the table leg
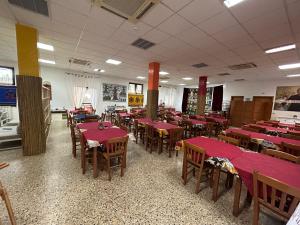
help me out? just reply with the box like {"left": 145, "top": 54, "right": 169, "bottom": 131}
{"left": 159, "top": 134, "right": 163, "bottom": 154}
{"left": 233, "top": 176, "right": 242, "bottom": 217}
{"left": 93, "top": 147, "right": 98, "bottom": 178}
{"left": 212, "top": 167, "right": 221, "bottom": 202}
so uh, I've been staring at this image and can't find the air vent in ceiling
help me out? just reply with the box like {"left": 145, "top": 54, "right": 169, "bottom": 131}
{"left": 234, "top": 79, "right": 246, "bottom": 82}
{"left": 91, "top": 0, "right": 160, "bottom": 23}
{"left": 69, "top": 58, "right": 91, "bottom": 66}
{"left": 132, "top": 38, "right": 155, "bottom": 50}
{"left": 218, "top": 73, "right": 231, "bottom": 76}
{"left": 160, "top": 76, "right": 170, "bottom": 80}
{"left": 8, "top": 0, "right": 49, "bottom": 16}
{"left": 228, "top": 63, "right": 257, "bottom": 70}
{"left": 192, "top": 63, "right": 208, "bottom": 68}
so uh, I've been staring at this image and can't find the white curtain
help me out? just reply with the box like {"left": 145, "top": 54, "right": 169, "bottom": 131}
{"left": 159, "top": 86, "right": 176, "bottom": 107}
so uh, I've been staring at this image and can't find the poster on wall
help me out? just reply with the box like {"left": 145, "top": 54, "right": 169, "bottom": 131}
{"left": 103, "top": 83, "right": 127, "bottom": 102}
{"left": 0, "top": 66, "right": 15, "bottom": 85}
{"left": 128, "top": 94, "right": 144, "bottom": 107}
{"left": 274, "top": 86, "right": 300, "bottom": 112}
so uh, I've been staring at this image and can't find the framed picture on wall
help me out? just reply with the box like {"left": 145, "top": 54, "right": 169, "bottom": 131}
{"left": 274, "top": 86, "right": 300, "bottom": 112}
{"left": 103, "top": 83, "right": 127, "bottom": 102}
{"left": 0, "top": 66, "right": 15, "bottom": 86}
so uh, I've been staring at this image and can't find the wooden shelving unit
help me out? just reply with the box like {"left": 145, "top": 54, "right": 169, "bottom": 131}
{"left": 42, "top": 84, "right": 51, "bottom": 138}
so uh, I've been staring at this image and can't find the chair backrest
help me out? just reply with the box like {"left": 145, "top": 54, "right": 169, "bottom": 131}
{"left": 281, "top": 142, "right": 300, "bottom": 156}
{"left": 227, "top": 132, "right": 251, "bottom": 148}
{"left": 242, "top": 125, "right": 261, "bottom": 133}
{"left": 83, "top": 118, "right": 99, "bottom": 123}
{"left": 169, "top": 128, "right": 184, "bottom": 147}
{"left": 145, "top": 124, "right": 156, "bottom": 138}
{"left": 218, "top": 134, "right": 240, "bottom": 146}
{"left": 262, "top": 149, "right": 300, "bottom": 164}
{"left": 288, "top": 130, "right": 300, "bottom": 136}
{"left": 205, "top": 117, "right": 217, "bottom": 123}
{"left": 105, "top": 136, "right": 128, "bottom": 155}
{"left": 293, "top": 126, "right": 300, "bottom": 131}
{"left": 183, "top": 141, "right": 205, "bottom": 167}
{"left": 280, "top": 133, "right": 300, "bottom": 140}
{"left": 253, "top": 171, "right": 300, "bottom": 221}
{"left": 119, "top": 124, "right": 128, "bottom": 133}
{"left": 248, "top": 125, "right": 267, "bottom": 133}
{"left": 181, "top": 120, "right": 193, "bottom": 129}
{"left": 101, "top": 113, "right": 106, "bottom": 122}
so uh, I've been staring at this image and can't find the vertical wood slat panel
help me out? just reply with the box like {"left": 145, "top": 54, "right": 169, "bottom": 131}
{"left": 146, "top": 90, "right": 158, "bottom": 120}
{"left": 17, "top": 75, "right": 46, "bottom": 156}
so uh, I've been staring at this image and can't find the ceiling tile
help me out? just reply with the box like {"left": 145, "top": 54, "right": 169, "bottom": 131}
{"left": 161, "top": 0, "right": 193, "bottom": 12}
{"left": 141, "top": 4, "right": 173, "bottom": 27}
{"left": 142, "top": 29, "right": 170, "bottom": 43}
{"left": 157, "top": 14, "right": 193, "bottom": 35}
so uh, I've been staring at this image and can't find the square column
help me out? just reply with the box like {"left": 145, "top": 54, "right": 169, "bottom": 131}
{"left": 197, "top": 76, "right": 207, "bottom": 115}
{"left": 146, "top": 62, "right": 160, "bottom": 120}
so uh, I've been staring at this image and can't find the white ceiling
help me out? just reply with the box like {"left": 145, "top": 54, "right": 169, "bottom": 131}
{"left": 0, "top": 0, "right": 300, "bottom": 86}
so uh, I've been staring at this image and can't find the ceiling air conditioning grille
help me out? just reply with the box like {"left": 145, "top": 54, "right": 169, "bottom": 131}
{"left": 234, "top": 79, "right": 246, "bottom": 82}
{"left": 132, "top": 38, "right": 155, "bottom": 50}
{"left": 192, "top": 63, "right": 208, "bottom": 68}
{"left": 8, "top": 0, "right": 49, "bottom": 16}
{"left": 69, "top": 58, "right": 91, "bottom": 66}
{"left": 229, "top": 63, "right": 257, "bottom": 70}
{"left": 218, "top": 73, "right": 231, "bottom": 76}
{"left": 91, "top": 0, "right": 160, "bottom": 22}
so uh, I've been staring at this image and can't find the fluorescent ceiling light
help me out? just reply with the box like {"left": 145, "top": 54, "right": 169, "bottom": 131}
{"left": 287, "top": 74, "right": 300, "bottom": 78}
{"left": 224, "top": 0, "right": 245, "bottom": 8}
{"left": 265, "top": 44, "right": 296, "bottom": 54}
{"left": 37, "top": 42, "right": 54, "bottom": 51}
{"left": 106, "top": 59, "right": 122, "bottom": 65}
{"left": 279, "top": 63, "right": 300, "bottom": 70}
{"left": 136, "top": 76, "right": 145, "bottom": 79}
{"left": 160, "top": 80, "right": 168, "bottom": 83}
{"left": 100, "top": 69, "right": 105, "bottom": 73}
{"left": 178, "top": 84, "right": 186, "bottom": 86}
{"left": 182, "top": 77, "right": 193, "bottom": 80}
{"left": 38, "top": 59, "right": 55, "bottom": 64}
{"left": 207, "top": 82, "right": 210, "bottom": 84}
{"left": 159, "top": 71, "right": 169, "bottom": 75}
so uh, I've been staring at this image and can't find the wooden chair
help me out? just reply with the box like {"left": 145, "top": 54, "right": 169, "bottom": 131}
{"left": 133, "top": 120, "right": 145, "bottom": 144}
{"left": 145, "top": 124, "right": 158, "bottom": 153}
{"left": 253, "top": 171, "right": 300, "bottom": 225}
{"left": 281, "top": 142, "right": 300, "bottom": 156}
{"left": 182, "top": 141, "right": 206, "bottom": 194}
{"left": 80, "top": 133, "right": 94, "bottom": 175}
{"left": 70, "top": 124, "right": 80, "bottom": 158}
{"left": 119, "top": 124, "right": 128, "bottom": 133}
{"left": 262, "top": 149, "right": 300, "bottom": 164}
{"left": 167, "top": 128, "right": 184, "bottom": 157}
{"left": 181, "top": 120, "right": 194, "bottom": 138}
{"left": 103, "top": 136, "right": 128, "bottom": 181}
{"left": 218, "top": 134, "right": 240, "bottom": 146}
{"left": 248, "top": 125, "right": 267, "bottom": 133}
{"left": 288, "top": 130, "right": 300, "bottom": 136}
{"left": 227, "top": 132, "right": 251, "bottom": 149}
{"left": 100, "top": 113, "right": 106, "bottom": 122}
{"left": 280, "top": 133, "right": 300, "bottom": 140}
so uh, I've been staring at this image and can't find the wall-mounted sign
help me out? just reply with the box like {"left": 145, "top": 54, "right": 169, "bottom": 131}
{"left": 274, "top": 86, "right": 300, "bottom": 112}
{"left": 128, "top": 94, "right": 144, "bottom": 107}
{"left": 0, "top": 66, "right": 15, "bottom": 85}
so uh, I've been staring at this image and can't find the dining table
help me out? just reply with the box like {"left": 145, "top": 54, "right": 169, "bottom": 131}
{"left": 248, "top": 124, "right": 300, "bottom": 135}
{"left": 81, "top": 127, "right": 128, "bottom": 178}
{"left": 77, "top": 121, "right": 112, "bottom": 131}
{"left": 231, "top": 151, "right": 300, "bottom": 216}
{"left": 118, "top": 112, "right": 133, "bottom": 118}
{"left": 225, "top": 128, "right": 300, "bottom": 146}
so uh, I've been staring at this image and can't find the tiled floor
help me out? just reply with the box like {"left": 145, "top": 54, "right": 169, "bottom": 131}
{"left": 0, "top": 114, "right": 285, "bottom": 225}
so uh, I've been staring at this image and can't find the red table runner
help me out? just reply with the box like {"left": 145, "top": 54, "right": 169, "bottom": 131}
{"left": 77, "top": 122, "right": 112, "bottom": 130}
{"left": 226, "top": 128, "right": 300, "bottom": 146}
{"left": 232, "top": 151, "right": 300, "bottom": 194}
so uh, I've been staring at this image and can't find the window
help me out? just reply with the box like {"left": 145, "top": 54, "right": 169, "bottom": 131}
{"left": 129, "top": 83, "right": 143, "bottom": 94}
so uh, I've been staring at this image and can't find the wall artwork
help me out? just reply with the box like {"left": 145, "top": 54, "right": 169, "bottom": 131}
{"left": 274, "top": 86, "right": 300, "bottom": 112}
{"left": 128, "top": 94, "right": 144, "bottom": 107}
{"left": 103, "top": 83, "right": 127, "bottom": 102}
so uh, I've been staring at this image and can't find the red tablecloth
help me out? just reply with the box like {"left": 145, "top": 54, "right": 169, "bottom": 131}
{"left": 189, "top": 119, "right": 207, "bottom": 126}
{"left": 77, "top": 122, "right": 112, "bottom": 130}
{"left": 279, "top": 123, "right": 296, "bottom": 129}
{"left": 249, "top": 124, "right": 289, "bottom": 133}
{"left": 185, "top": 137, "right": 243, "bottom": 160}
{"left": 226, "top": 128, "right": 300, "bottom": 146}
{"left": 232, "top": 151, "right": 300, "bottom": 194}
{"left": 82, "top": 128, "right": 127, "bottom": 147}
{"left": 152, "top": 121, "right": 178, "bottom": 130}
{"left": 194, "top": 115, "right": 228, "bottom": 125}
{"left": 136, "top": 118, "right": 152, "bottom": 123}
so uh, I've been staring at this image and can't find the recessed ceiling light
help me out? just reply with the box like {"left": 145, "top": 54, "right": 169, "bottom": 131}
{"left": 279, "top": 63, "right": 300, "bottom": 70}
{"left": 265, "top": 44, "right": 296, "bottom": 54}
{"left": 136, "top": 76, "right": 145, "bottom": 79}
{"left": 178, "top": 84, "right": 186, "bottom": 86}
{"left": 37, "top": 42, "right": 54, "bottom": 51}
{"left": 94, "top": 68, "right": 99, "bottom": 72}
{"left": 106, "top": 59, "right": 122, "bottom": 65}
{"left": 207, "top": 82, "right": 210, "bottom": 84}
{"left": 159, "top": 71, "right": 169, "bottom": 75}
{"left": 160, "top": 80, "right": 168, "bottom": 83}
{"left": 94, "top": 69, "right": 105, "bottom": 72}
{"left": 182, "top": 77, "right": 193, "bottom": 80}
{"left": 224, "top": 0, "right": 245, "bottom": 8}
{"left": 100, "top": 69, "right": 105, "bottom": 73}
{"left": 38, "top": 59, "right": 55, "bottom": 64}
{"left": 287, "top": 74, "right": 300, "bottom": 78}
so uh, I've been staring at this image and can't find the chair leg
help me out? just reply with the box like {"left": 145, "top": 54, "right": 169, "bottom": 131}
{"left": 253, "top": 199, "right": 259, "bottom": 225}
{"left": 107, "top": 157, "right": 112, "bottom": 181}
{"left": 82, "top": 152, "right": 86, "bottom": 174}
{"left": 195, "top": 165, "right": 204, "bottom": 194}
{"left": 0, "top": 182, "right": 17, "bottom": 225}
{"left": 183, "top": 161, "right": 188, "bottom": 185}
{"left": 120, "top": 155, "right": 124, "bottom": 177}
{"left": 168, "top": 145, "right": 172, "bottom": 158}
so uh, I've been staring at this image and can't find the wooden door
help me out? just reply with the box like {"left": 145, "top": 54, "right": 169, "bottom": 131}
{"left": 252, "top": 96, "right": 273, "bottom": 121}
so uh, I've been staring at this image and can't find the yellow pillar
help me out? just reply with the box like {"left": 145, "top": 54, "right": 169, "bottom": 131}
{"left": 15, "top": 24, "right": 46, "bottom": 156}
{"left": 15, "top": 23, "right": 40, "bottom": 76}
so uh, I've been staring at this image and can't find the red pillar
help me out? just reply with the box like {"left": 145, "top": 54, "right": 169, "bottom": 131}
{"left": 197, "top": 76, "right": 207, "bottom": 115}
{"left": 146, "top": 62, "right": 160, "bottom": 119}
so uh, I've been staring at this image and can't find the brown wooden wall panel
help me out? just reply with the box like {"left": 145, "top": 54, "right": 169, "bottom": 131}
{"left": 17, "top": 75, "right": 46, "bottom": 156}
